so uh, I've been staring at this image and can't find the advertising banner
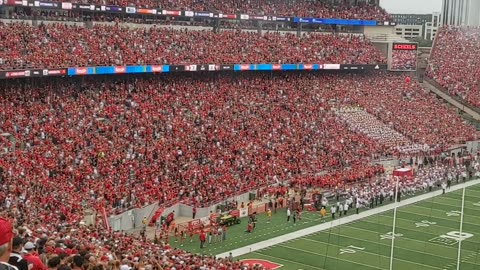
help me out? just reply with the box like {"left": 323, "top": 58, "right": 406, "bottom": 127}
{"left": 125, "top": 6, "right": 136, "bottom": 13}
{"left": 274, "top": 16, "right": 290, "bottom": 22}
{"left": 239, "top": 208, "right": 248, "bottom": 218}
{"left": 340, "top": 64, "right": 386, "bottom": 70}
{"left": 42, "top": 69, "right": 67, "bottom": 76}
{"left": 169, "top": 65, "right": 185, "bottom": 72}
{"left": 219, "top": 65, "right": 233, "bottom": 70}
{"left": 323, "top": 64, "right": 341, "bottom": 70}
{"left": 75, "top": 4, "right": 95, "bottom": 10}
{"left": 162, "top": 10, "right": 181, "bottom": 16}
{"left": 102, "top": 5, "right": 121, "bottom": 12}
{"left": 0, "top": 68, "right": 67, "bottom": 79}
{"left": 137, "top": 8, "right": 156, "bottom": 14}
{"left": 219, "top": 14, "right": 236, "bottom": 19}
{"left": 149, "top": 65, "right": 163, "bottom": 73}
{"left": 294, "top": 17, "right": 377, "bottom": 26}
{"left": 35, "top": 1, "right": 59, "bottom": 8}
{"left": 61, "top": 2, "right": 72, "bottom": 10}
{"left": 194, "top": 12, "right": 213, "bottom": 17}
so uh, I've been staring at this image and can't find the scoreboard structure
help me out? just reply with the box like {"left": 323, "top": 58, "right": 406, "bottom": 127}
{"left": 388, "top": 42, "right": 418, "bottom": 71}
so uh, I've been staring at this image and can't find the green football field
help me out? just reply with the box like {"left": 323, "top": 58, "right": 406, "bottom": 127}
{"left": 236, "top": 184, "right": 480, "bottom": 270}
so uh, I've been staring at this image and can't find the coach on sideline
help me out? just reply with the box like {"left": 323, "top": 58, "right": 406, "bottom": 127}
{"left": 0, "top": 218, "right": 18, "bottom": 270}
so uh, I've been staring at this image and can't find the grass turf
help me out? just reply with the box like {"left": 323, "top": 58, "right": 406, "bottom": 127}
{"left": 236, "top": 184, "right": 480, "bottom": 269}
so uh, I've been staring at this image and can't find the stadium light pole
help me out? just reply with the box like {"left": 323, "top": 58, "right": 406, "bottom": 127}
{"left": 456, "top": 187, "right": 466, "bottom": 270}
{"left": 389, "top": 176, "right": 400, "bottom": 270}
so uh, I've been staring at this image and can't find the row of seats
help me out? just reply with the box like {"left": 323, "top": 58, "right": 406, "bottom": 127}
{"left": 0, "top": 22, "right": 386, "bottom": 70}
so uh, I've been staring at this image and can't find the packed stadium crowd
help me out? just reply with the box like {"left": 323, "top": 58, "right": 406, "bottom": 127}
{"left": 0, "top": 71, "right": 476, "bottom": 214}
{"left": 427, "top": 26, "right": 480, "bottom": 108}
{"left": 0, "top": 22, "right": 386, "bottom": 69}
{"left": 34, "top": 0, "right": 391, "bottom": 21}
{"left": 0, "top": 69, "right": 478, "bottom": 269}
{"left": 0, "top": 217, "right": 253, "bottom": 270}
{"left": 0, "top": 1, "right": 479, "bottom": 267}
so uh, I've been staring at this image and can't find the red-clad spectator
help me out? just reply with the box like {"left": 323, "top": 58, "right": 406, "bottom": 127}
{"left": 199, "top": 231, "right": 206, "bottom": 249}
{"left": 22, "top": 242, "right": 47, "bottom": 270}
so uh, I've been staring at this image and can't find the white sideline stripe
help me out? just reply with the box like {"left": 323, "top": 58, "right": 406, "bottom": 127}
{"left": 218, "top": 179, "right": 480, "bottom": 259}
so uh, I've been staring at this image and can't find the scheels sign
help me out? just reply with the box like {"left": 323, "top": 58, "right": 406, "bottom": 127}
{"left": 393, "top": 43, "right": 417, "bottom": 51}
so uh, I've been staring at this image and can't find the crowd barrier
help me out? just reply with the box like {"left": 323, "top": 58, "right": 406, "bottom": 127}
{"left": 0, "top": 64, "right": 387, "bottom": 79}
{"left": 0, "top": 0, "right": 396, "bottom": 26}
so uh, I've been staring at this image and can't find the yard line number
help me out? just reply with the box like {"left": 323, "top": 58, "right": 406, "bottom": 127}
{"left": 339, "top": 245, "right": 365, "bottom": 255}
{"left": 380, "top": 232, "right": 403, "bottom": 240}
{"left": 415, "top": 220, "right": 437, "bottom": 228}
{"left": 446, "top": 210, "right": 462, "bottom": 217}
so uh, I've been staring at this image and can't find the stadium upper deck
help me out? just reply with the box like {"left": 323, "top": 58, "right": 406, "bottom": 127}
{"left": 0, "top": 22, "right": 386, "bottom": 70}
{"left": 28, "top": 0, "right": 391, "bottom": 21}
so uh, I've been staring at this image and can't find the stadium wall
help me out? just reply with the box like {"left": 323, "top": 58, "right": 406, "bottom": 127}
{"left": 467, "top": 141, "right": 480, "bottom": 153}
{"left": 107, "top": 188, "right": 255, "bottom": 231}
{"left": 363, "top": 25, "right": 394, "bottom": 35}
{"left": 108, "top": 202, "right": 159, "bottom": 231}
